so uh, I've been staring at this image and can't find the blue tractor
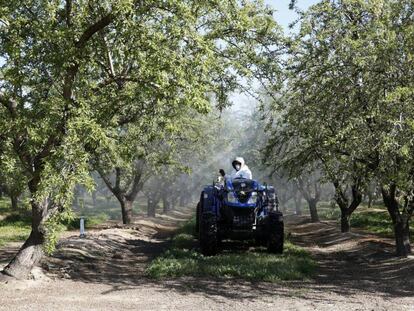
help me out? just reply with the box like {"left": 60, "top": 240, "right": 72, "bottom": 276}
{"left": 196, "top": 177, "right": 284, "bottom": 255}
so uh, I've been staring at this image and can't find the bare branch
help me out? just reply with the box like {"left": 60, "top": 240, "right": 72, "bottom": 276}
{"left": 102, "top": 35, "right": 116, "bottom": 77}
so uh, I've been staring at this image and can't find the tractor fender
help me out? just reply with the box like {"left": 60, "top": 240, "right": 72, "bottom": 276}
{"left": 200, "top": 186, "right": 218, "bottom": 215}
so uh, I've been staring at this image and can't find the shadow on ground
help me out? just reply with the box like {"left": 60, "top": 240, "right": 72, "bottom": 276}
{"left": 287, "top": 216, "right": 414, "bottom": 298}
{"left": 43, "top": 208, "right": 193, "bottom": 285}
{"left": 0, "top": 244, "right": 19, "bottom": 269}
{"left": 6, "top": 210, "right": 409, "bottom": 302}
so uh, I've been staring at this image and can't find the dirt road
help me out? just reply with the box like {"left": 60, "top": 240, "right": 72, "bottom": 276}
{"left": 0, "top": 211, "right": 413, "bottom": 311}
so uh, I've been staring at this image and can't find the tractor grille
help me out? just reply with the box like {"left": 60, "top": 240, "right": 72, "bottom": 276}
{"left": 232, "top": 207, "right": 255, "bottom": 229}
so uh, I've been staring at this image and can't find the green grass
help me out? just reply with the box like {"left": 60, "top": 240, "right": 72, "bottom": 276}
{"left": 0, "top": 214, "right": 31, "bottom": 247}
{"left": 0, "top": 198, "right": 11, "bottom": 214}
{"left": 317, "top": 203, "right": 414, "bottom": 237}
{"left": 349, "top": 209, "right": 395, "bottom": 236}
{"left": 62, "top": 213, "right": 109, "bottom": 230}
{"left": 146, "top": 217, "right": 316, "bottom": 282}
{"left": 0, "top": 197, "right": 32, "bottom": 247}
{"left": 0, "top": 196, "right": 111, "bottom": 247}
{"left": 72, "top": 194, "right": 147, "bottom": 221}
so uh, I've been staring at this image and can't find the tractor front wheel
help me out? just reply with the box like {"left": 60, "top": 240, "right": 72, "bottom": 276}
{"left": 199, "top": 212, "right": 218, "bottom": 256}
{"left": 195, "top": 202, "right": 201, "bottom": 235}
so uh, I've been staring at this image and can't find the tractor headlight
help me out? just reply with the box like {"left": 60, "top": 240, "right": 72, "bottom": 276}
{"left": 227, "top": 192, "right": 238, "bottom": 203}
{"left": 247, "top": 192, "right": 258, "bottom": 204}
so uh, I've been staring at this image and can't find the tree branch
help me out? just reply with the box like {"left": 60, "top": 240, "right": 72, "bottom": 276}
{"left": 97, "top": 169, "right": 116, "bottom": 193}
{"left": 66, "top": 0, "right": 72, "bottom": 26}
{"left": 75, "top": 14, "right": 114, "bottom": 49}
{"left": 0, "top": 93, "right": 17, "bottom": 118}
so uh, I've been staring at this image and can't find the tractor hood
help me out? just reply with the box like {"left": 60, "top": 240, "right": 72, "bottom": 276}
{"left": 226, "top": 178, "right": 258, "bottom": 192}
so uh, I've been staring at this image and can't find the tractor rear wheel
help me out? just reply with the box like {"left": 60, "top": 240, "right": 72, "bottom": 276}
{"left": 199, "top": 212, "right": 218, "bottom": 256}
{"left": 267, "top": 213, "right": 284, "bottom": 254}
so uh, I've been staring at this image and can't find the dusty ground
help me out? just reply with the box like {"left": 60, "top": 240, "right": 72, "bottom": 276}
{"left": 0, "top": 210, "right": 413, "bottom": 311}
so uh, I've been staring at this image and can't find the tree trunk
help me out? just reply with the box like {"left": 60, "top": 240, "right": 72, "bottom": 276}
{"left": 147, "top": 198, "right": 156, "bottom": 217}
{"left": 307, "top": 199, "right": 319, "bottom": 222}
{"left": 381, "top": 185, "right": 412, "bottom": 257}
{"left": 333, "top": 180, "right": 362, "bottom": 233}
{"left": 10, "top": 194, "right": 18, "bottom": 211}
{"left": 171, "top": 196, "right": 178, "bottom": 211}
{"left": 308, "top": 199, "right": 319, "bottom": 222}
{"left": 91, "top": 191, "right": 97, "bottom": 206}
{"left": 163, "top": 196, "right": 170, "bottom": 213}
{"left": 2, "top": 200, "right": 46, "bottom": 279}
{"left": 367, "top": 194, "right": 373, "bottom": 208}
{"left": 294, "top": 194, "right": 302, "bottom": 216}
{"left": 120, "top": 199, "right": 133, "bottom": 224}
{"left": 340, "top": 209, "right": 350, "bottom": 233}
{"left": 389, "top": 209, "right": 411, "bottom": 256}
{"left": 394, "top": 219, "right": 411, "bottom": 256}
{"left": 73, "top": 195, "right": 79, "bottom": 208}
{"left": 179, "top": 195, "right": 186, "bottom": 207}
{"left": 279, "top": 193, "right": 287, "bottom": 213}
{"left": 297, "top": 177, "right": 320, "bottom": 222}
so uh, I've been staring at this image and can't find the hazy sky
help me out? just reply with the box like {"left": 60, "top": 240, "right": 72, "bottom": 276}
{"left": 269, "top": 0, "right": 319, "bottom": 31}
{"left": 229, "top": 0, "right": 319, "bottom": 115}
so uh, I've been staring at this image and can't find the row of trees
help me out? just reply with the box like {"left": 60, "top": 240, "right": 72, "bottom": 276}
{"left": 265, "top": 0, "right": 414, "bottom": 256}
{"left": 0, "top": 1, "right": 284, "bottom": 279}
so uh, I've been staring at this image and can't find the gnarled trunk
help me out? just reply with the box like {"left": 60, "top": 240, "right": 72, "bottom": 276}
{"left": 294, "top": 193, "right": 302, "bottom": 216}
{"left": 171, "top": 196, "right": 178, "bottom": 211}
{"left": 340, "top": 210, "right": 350, "bottom": 233}
{"left": 10, "top": 194, "right": 18, "bottom": 211}
{"left": 179, "top": 194, "right": 186, "bottom": 207}
{"left": 367, "top": 192, "right": 373, "bottom": 208}
{"left": 381, "top": 185, "right": 412, "bottom": 257}
{"left": 394, "top": 218, "right": 411, "bottom": 256}
{"left": 91, "top": 191, "right": 97, "bottom": 206}
{"left": 2, "top": 200, "right": 47, "bottom": 279}
{"left": 120, "top": 199, "right": 133, "bottom": 225}
{"left": 163, "top": 196, "right": 170, "bottom": 213}
{"left": 98, "top": 164, "right": 145, "bottom": 225}
{"left": 147, "top": 198, "right": 156, "bottom": 217}
{"left": 307, "top": 199, "right": 319, "bottom": 222}
{"left": 297, "top": 177, "right": 320, "bottom": 222}
{"left": 333, "top": 180, "right": 362, "bottom": 233}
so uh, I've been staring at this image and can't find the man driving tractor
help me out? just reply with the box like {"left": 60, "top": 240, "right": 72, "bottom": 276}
{"left": 219, "top": 156, "right": 252, "bottom": 180}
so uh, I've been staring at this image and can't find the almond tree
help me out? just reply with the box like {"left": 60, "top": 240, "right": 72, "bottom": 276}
{"left": 0, "top": 1, "right": 284, "bottom": 279}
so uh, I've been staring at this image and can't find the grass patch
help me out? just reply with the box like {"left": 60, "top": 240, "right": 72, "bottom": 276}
{"left": 63, "top": 213, "right": 109, "bottom": 230}
{"left": 72, "top": 194, "right": 147, "bottom": 221}
{"left": 317, "top": 203, "right": 414, "bottom": 237}
{"left": 0, "top": 198, "right": 11, "bottom": 214}
{"left": 317, "top": 203, "right": 341, "bottom": 221}
{"left": 146, "top": 217, "right": 316, "bottom": 282}
{"left": 0, "top": 198, "right": 109, "bottom": 248}
{"left": 0, "top": 214, "right": 31, "bottom": 247}
{"left": 350, "top": 209, "right": 394, "bottom": 236}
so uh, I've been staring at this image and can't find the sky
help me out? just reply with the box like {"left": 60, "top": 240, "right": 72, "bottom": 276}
{"left": 229, "top": 0, "right": 319, "bottom": 114}
{"left": 270, "top": 0, "right": 319, "bottom": 31}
